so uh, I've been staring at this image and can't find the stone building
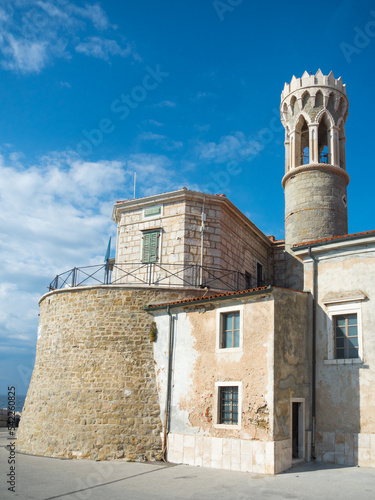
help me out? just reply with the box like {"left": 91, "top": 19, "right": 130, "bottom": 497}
{"left": 17, "top": 71, "right": 375, "bottom": 474}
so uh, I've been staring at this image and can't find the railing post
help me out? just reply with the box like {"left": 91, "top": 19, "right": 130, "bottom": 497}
{"left": 148, "top": 263, "right": 152, "bottom": 285}
{"left": 72, "top": 267, "right": 77, "bottom": 287}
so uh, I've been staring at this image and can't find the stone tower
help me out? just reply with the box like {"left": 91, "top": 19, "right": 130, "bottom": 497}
{"left": 280, "top": 70, "right": 350, "bottom": 288}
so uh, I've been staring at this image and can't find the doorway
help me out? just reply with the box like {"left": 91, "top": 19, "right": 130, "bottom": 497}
{"left": 291, "top": 399, "right": 305, "bottom": 460}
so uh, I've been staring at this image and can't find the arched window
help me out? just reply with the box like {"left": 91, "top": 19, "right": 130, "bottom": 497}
{"left": 295, "top": 115, "right": 309, "bottom": 167}
{"left": 318, "top": 114, "right": 331, "bottom": 164}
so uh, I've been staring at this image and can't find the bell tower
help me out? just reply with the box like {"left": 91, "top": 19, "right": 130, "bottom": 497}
{"left": 280, "top": 70, "right": 350, "bottom": 288}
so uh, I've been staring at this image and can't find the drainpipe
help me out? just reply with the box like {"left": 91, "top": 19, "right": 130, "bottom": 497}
{"left": 200, "top": 197, "right": 206, "bottom": 286}
{"left": 308, "top": 246, "right": 317, "bottom": 460}
{"left": 163, "top": 306, "right": 174, "bottom": 460}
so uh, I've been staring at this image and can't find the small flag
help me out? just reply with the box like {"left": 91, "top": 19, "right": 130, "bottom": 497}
{"left": 104, "top": 237, "right": 111, "bottom": 263}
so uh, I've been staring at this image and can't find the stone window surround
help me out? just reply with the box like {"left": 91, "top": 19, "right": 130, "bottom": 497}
{"left": 214, "top": 381, "right": 242, "bottom": 430}
{"left": 215, "top": 304, "right": 244, "bottom": 352}
{"left": 324, "top": 299, "right": 364, "bottom": 365}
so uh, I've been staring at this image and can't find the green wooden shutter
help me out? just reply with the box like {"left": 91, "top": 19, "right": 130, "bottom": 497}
{"left": 149, "top": 231, "right": 159, "bottom": 262}
{"left": 142, "top": 233, "right": 151, "bottom": 262}
{"left": 142, "top": 231, "right": 159, "bottom": 263}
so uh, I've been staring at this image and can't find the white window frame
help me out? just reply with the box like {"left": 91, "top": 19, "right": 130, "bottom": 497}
{"left": 142, "top": 204, "right": 163, "bottom": 221}
{"left": 214, "top": 381, "right": 242, "bottom": 429}
{"left": 216, "top": 305, "right": 244, "bottom": 352}
{"left": 325, "top": 301, "right": 363, "bottom": 365}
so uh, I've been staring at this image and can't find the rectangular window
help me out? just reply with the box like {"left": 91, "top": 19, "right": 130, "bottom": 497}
{"left": 142, "top": 230, "right": 160, "bottom": 263}
{"left": 221, "top": 312, "right": 240, "bottom": 348}
{"left": 219, "top": 386, "right": 238, "bottom": 424}
{"left": 334, "top": 314, "right": 359, "bottom": 359}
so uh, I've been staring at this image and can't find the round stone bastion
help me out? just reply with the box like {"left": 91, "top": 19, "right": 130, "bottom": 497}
{"left": 16, "top": 285, "right": 202, "bottom": 461}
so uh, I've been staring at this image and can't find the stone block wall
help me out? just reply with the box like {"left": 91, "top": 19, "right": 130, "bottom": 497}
{"left": 167, "top": 433, "right": 276, "bottom": 474}
{"left": 285, "top": 169, "right": 348, "bottom": 248}
{"left": 315, "top": 431, "right": 375, "bottom": 467}
{"left": 16, "top": 286, "right": 202, "bottom": 461}
{"left": 114, "top": 192, "right": 272, "bottom": 291}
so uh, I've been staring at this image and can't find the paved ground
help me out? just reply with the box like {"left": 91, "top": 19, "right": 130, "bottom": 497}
{"left": 1, "top": 430, "right": 374, "bottom": 499}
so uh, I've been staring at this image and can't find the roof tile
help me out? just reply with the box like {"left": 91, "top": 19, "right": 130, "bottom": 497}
{"left": 292, "top": 229, "right": 375, "bottom": 248}
{"left": 146, "top": 286, "right": 270, "bottom": 309}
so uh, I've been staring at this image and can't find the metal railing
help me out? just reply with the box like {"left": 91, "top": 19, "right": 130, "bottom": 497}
{"left": 48, "top": 262, "right": 268, "bottom": 293}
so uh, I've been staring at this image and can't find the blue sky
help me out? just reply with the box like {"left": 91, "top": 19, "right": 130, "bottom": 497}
{"left": 1, "top": 0, "right": 375, "bottom": 395}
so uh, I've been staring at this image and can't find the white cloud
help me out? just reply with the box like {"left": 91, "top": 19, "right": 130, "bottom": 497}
{"left": 139, "top": 132, "right": 183, "bottom": 151}
{"left": 59, "top": 80, "right": 71, "bottom": 88}
{"left": 69, "top": 2, "right": 111, "bottom": 30}
{"left": 140, "top": 132, "right": 166, "bottom": 141}
{"left": 125, "top": 153, "right": 185, "bottom": 197}
{"left": 75, "top": 36, "right": 138, "bottom": 61}
{"left": 1, "top": 34, "right": 48, "bottom": 73}
{"left": 147, "top": 119, "right": 163, "bottom": 127}
{"left": 197, "top": 131, "right": 263, "bottom": 164}
{"left": 154, "top": 100, "right": 177, "bottom": 108}
{"left": 0, "top": 1, "right": 138, "bottom": 73}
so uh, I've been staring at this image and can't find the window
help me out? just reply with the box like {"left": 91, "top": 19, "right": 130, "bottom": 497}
{"left": 324, "top": 298, "right": 364, "bottom": 365}
{"left": 214, "top": 382, "right": 242, "bottom": 428}
{"left": 219, "top": 386, "right": 238, "bottom": 424}
{"left": 216, "top": 305, "right": 243, "bottom": 351}
{"left": 334, "top": 314, "right": 358, "bottom": 359}
{"left": 221, "top": 312, "right": 240, "bottom": 348}
{"left": 256, "top": 262, "right": 264, "bottom": 287}
{"left": 142, "top": 230, "right": 160, "bottom": 263}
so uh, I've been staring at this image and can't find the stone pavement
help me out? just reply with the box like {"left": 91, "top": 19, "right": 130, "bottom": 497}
{"left": 1, "top": 430, "right": 374, "bottom": 500}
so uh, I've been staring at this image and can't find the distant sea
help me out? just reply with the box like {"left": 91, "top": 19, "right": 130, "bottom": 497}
{"left": 0, "top": 395, "right": 26, "bottom": 412}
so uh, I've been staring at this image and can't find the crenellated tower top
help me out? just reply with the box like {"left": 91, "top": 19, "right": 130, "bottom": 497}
{"left": 280, "top": 69, "right": 349, "bottom": 184}
{"left": 281, "top": 69, "right": 346, "bottom": 102}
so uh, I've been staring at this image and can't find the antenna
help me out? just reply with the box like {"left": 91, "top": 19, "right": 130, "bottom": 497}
{"left": 134, "top": 172, "right": 136, "bottom": 199}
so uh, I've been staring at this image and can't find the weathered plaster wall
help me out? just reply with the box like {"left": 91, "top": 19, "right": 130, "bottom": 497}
{"left": 153, "top": 288, "right": 312, "bottom": 474}
{"left": 273, "top": 288, "right": 311, "bottom": 440}
{"left": 153, "top": 293, "right": 276, "bottom": 473}
{"left": 302, "top": 246, "right": 375, "bottom": 466}
{"left": 17, "top": 286, "right": 202, "bottom": 460}
{"left": 273, "top": 288, "right": 312, "bottom": 471}
{"left": 154, "top": 295, "right": 275, "bottom": 442}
